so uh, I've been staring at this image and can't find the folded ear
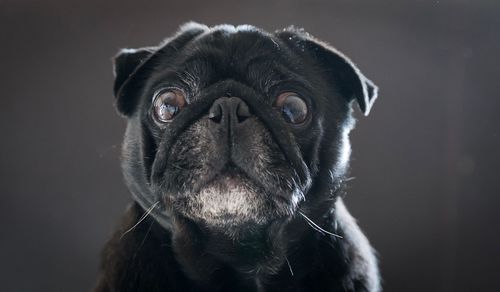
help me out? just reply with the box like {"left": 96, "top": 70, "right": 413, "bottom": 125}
{"left": 276, "top": 29, "right": 378, "bottom": 116}
{"left": 113, "top": 47, "right": 155, "bottom": 98}
{"left": 112, "top": 22, "right": 209, "bottom": 116}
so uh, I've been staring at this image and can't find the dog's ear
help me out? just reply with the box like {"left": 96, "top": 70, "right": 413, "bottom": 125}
{"left": 276, "top": 29, "right": 378, "bottom": 116}
{"left": 112, "top": 22, "right": 209, "bottom": 116}
{"left": 113, "top": 47, "right": 155, "bottom": 99}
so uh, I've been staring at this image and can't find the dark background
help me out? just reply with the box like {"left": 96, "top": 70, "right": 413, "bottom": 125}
{"left": 1, "top": 0, "right": 499, "bottom": 291}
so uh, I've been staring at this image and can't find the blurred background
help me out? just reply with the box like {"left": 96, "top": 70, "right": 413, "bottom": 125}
{"left": 1, "top": 0, "right": 499, "bottom": 291}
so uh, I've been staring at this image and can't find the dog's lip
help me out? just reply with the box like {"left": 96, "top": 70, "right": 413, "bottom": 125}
{"left": 189, "top": 163, "right": 264, "bottom": 194}
{"left": 171, "top": 163, "right": 296, "bottom": 209}
{"left": 194, "top": 166, "right": 294, "bottom": 206}
{"left": 200, "top": 165, "right": 252, "bottom": 189}
{"left": 209, "top": 172, "right": 244, "bottom": 189}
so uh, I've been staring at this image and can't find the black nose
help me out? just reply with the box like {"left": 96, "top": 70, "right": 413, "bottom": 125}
{"left": 208, "top": 97, "right": 251, "bottom": 123}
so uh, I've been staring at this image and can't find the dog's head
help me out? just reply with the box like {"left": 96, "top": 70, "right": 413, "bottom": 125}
{"left": 113, "top": 22, "right": 377, "bottom": 234}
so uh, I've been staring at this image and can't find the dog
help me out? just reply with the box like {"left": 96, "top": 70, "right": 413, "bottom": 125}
{"left": 95, "top": 22, "right": 380, "bottom": 292}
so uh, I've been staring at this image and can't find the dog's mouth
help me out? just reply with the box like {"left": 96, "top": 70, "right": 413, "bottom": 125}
{"left": 173, "top": 164, "right": 279, "bottom": 228}
{"left": 195, "top": 164, "right": 262, "bottom": 192}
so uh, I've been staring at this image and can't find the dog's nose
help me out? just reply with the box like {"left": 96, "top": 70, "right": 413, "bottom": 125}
{"left": 208, "top": 97, "right": 251, "bottom": 123}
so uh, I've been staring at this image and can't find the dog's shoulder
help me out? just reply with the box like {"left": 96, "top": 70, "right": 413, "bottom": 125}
{"left": 334, "top": 199, "right": 381, "bottom": 292}
{"left": 95, "top": 203, "right": 187, "bottom": 292}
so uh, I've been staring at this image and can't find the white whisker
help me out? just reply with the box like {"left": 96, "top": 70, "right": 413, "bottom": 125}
{"left": 303, "top": 219, "right": 327, "bottom": 235}
{"left": 298, "top": 211, "right": 343, "bottom": 239}
{"left": 120, "top": 201, "right": 160, "bottom": 239}
{"left": 285, "top": 256, "right": 294, "bottom": 276}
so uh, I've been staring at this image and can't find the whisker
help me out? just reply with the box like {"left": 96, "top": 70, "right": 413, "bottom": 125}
{"left": 137, "top": 220, "right": 154, "bottom": 251}
{"left": 303, "top": 218, "right": 327, "bottom": 235}
{"left": 298, "top": 211, "right": 343, "bottom": 239}
{"left": 120, "top": 201, "right": 159, "bottom": 239}
{"left": 285, "top": 256, "right": 294, "bottom": 276}
{"left": 130, "top": 219, "right": 155, "bottom": 264}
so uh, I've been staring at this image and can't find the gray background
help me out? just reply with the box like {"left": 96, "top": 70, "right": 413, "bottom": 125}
{"left": 1, "top": 0, "right": 499, "bottom": 291}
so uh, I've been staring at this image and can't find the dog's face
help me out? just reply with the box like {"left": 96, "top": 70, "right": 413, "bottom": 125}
{"left": 113, "top": 23, "right": 376, "bottom": 233}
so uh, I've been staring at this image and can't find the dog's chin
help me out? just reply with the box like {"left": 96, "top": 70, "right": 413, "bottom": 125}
{"left": 174, "top": 172, "right": 280, "bottom": 230}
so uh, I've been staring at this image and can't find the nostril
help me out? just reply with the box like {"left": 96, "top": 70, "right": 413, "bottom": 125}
{"left": 236, "top": 101, "right": 251, "bottom": 123}
{"left": 209, "top": 103, "right": 223, "bottom": 123}
{"left": 208, "top": 97, "right": 252, "bottom": 124}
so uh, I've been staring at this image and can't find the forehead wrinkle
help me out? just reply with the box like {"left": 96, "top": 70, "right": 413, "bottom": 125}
{"left": 175, "top": 55, "right": 314, "bottom": 101}
{"left": 170, "top": 35, "right": 314, "bottom": 98}
{"left": 179, "top": 56, "right": 212, "bottom": 77}
{"left": 182, "top": 32, "right": 280, "bottom": 72}
{"left": 176, "top": 55, "right": 218, "bottom": 87}
{"left": 246, "top": 59, "right": 314, "bottom": 94}
{"left": 182, "top": 50, "right": 227, "bottom": 66}
{"left": 176, "top": 69, "right": 199, "bottom": 92}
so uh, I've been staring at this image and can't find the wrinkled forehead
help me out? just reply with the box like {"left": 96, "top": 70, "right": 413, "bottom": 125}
{"left": 157, "top": 26, "right": 310, "bottom": 96}
{"left": 181, "top": 27, "right": 283, "bottom": 74}
{"left": 192, "top": 25, "right": 281, "bottom": 60}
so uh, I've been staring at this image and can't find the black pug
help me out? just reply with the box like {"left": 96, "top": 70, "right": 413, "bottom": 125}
{"left": 95, "top": 22, "right": 380, "bottom": 292}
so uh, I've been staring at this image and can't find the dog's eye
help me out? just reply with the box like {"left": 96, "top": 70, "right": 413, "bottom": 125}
{"left": 275, "top": 92, "right": 308, "bottom": 124}
{"left": 152, "top": 89, "right": 186, "bottom": 122}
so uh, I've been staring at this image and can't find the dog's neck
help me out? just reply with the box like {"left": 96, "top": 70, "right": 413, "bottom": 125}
{"left": 165, "top": 201, "right": 338, "bottom": 288}
{"left": 139, "top": 176, "right": 342, "bottom": 285}
{"left": 169, "top": 215, "right": 289, "bottom": 280}
{"left": 98, "top": 197, "right": 376, "bottom": 292}
{"left": 103, "top": 179, "right": 351, "bottom": 291}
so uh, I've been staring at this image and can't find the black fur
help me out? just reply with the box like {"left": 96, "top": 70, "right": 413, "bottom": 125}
{"left": 96, "top": 22, "right": 380, "bottom": 292}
